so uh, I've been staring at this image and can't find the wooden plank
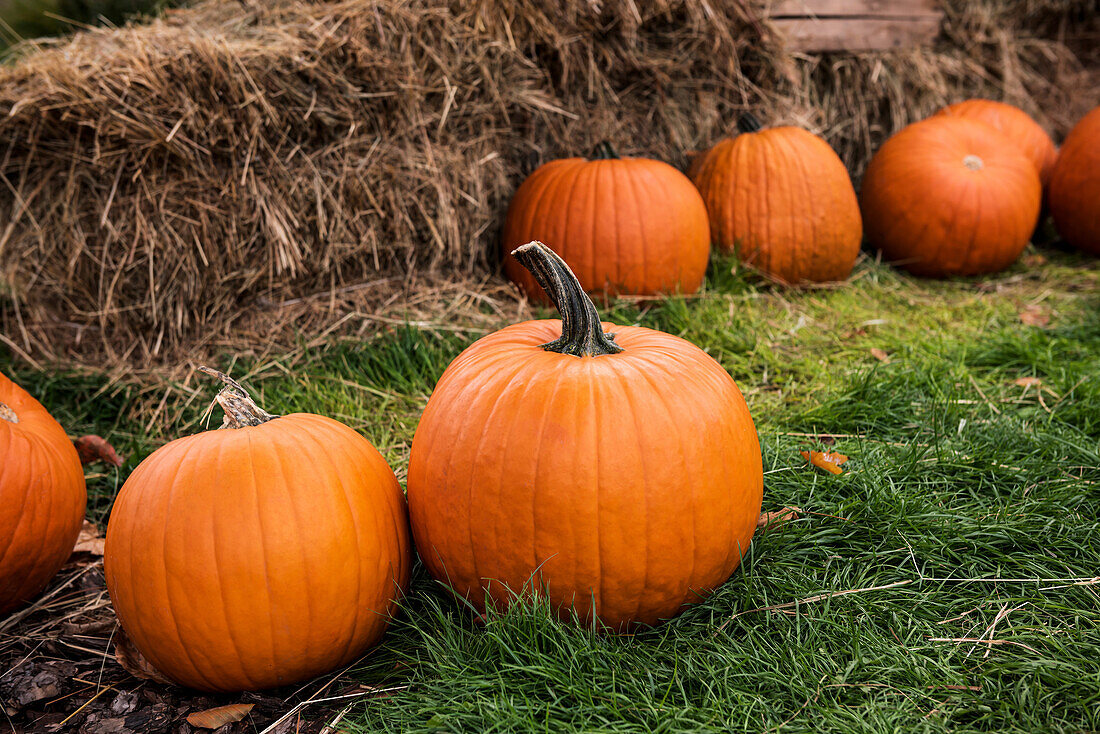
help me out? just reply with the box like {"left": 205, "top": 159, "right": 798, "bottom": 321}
{"left": 765, "top": 0, "right": 940, "bottom": 17}
{"left": 770, "top": 16, "right": 943, "bottom": 52}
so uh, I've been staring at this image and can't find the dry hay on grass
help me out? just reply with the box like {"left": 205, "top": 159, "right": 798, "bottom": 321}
{"left": 0, "top": 0, "right": 1096, "bottom": 371}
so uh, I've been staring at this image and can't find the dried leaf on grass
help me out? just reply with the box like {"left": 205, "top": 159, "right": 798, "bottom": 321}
{"left": 71, "top": 521, "right": 105, "bottom": 557}
{"left": 870, "top": 348, "right": 891, "bottom": 363}
{"left": 74, "top": 435, "right": 124, "bottom": 467}
{"left": 1022, "top": 253, "right": 1048, "bottom": 267}
{"left": 187, "top": 703, "right": 255, "bottom": 729}
{"left": 1019, "top": 306, "right": 1050, "bottom": 327}
{"left": 801, "top": 451, "right": 849, "bottom": 475}
{"left": 757, "top": 506, "right": 802, "bottom": 529}
{"left": 1014, "top": 377, "right": 1043, "bottom": 388}
{"left": 115, "top": 627, "right": 174, "bottom": 685}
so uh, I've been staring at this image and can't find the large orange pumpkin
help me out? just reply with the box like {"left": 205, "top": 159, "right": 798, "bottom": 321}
{"left": 690, "top": 114, "right": 863, "bottom": 284}
{"left": 408, "top": 242, "right": 763, "bottom": 631}
{"left": 936, "top": 99, "right": 1058, "bottom": 187}
{"left": 104, "top": 369, "right": 412, "bottom": 692}
{"left": 0, "top": 374, "right": 86, "bottom": 615}
{"left": 1048, "top": 106, "right": 1100, "bottom": 255}
{"left": 861, "top": 116, "right": 1041, "bottom": 277}
{"left": 502, "top": 143, "right": 710, "bottom": 300}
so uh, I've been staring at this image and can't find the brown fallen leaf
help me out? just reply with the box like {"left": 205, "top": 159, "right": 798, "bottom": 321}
{"left": 757, "top": 506, "right": 802, "bottom": 530}
{"left": 870, "top": 348, "right": 890, "bottom": 363}
{"left": 1014, "top": 377, "right": 1043, "bottom": 388}
{"left": 801, "top": 450, "right": 849, "bottom": 475}
{"left": 115, "top": 627, "right": 174, "bottom": 685}
{"left": 72, "top": 520, "right": 105, "bottom": 556}
{"left": 1022, "top": 253, "right": 1047, "bottom": 268}
{"left": 1019, "top": 306, "right": 1050, "bottom": 327}
{"left": 74, "top": 435, "right": 123, "bottom": 467}
{"left": 187, "top": 703, "right": 255, "bottom": 729}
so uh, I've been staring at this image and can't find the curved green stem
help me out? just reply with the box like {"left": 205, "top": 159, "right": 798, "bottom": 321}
{"left": 737, "top": 113, "right": 764, "bottom": 134}
{"left": 0, "top": 401, "right": 17, "bottom": 424}
{"left": 510, "top": 242, "right": 623, "bottom": 358}
{"left": 592, "top": 141, "right": 620, "bottom": 160}
{"left": 198, "top": 366, "right": 278, "bottom": 428}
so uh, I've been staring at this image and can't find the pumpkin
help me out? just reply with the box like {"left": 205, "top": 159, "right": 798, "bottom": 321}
{"left": 104, "top": 369, "right": 412, "bottom": 692}
{"left": 0, "top": 373, "right": 86, "bottom": 615}
{"left": 1048, "top": 106, "right": 1100, "bottom": 255}
{"left": 502, "top": 143, "right": 710, "bottom": 300}
{"left": 860, "top": 116, "right": 1041, "bottom": 277}
{"left": 689, "top": 114, "right": 863, "bottom": 284}
{"left": 936, "top": 99, "right": 1058, "bottom": 187}
{"left": 407, "top": 242, "right": 763, "bottom": 630}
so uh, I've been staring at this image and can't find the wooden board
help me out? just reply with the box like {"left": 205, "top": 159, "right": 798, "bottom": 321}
{"left": 766, "top": 0, "right": 939, "bottom": 17}
{"left": 763, "top": 0, "right": 944, "bottom": 53}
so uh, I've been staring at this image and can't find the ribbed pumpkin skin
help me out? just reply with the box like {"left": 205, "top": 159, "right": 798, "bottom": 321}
{"left": 861, "top": 117, "right": 1041, "bottom": 277}
{"left": 502, "top": 158, "right": 710, "bottom": 299}
{"left": 690, "top": 127, "right": 862, "bottom": 284}
{"left": 0, "top": 374, "right": 86, "bottom": 615}
{"left": 407, "top": 321, "right": 763, "bottom": 630}
{"left": 1049, "top": 107, "right": 1100, "bottom": 255}
{"left": 104, "top": 414, "right": 412, "bottom": 692}
{"left": 936, "top": 100, "right": 1058, "bottom": 186}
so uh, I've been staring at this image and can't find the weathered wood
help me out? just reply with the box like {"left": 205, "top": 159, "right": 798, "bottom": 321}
{"left": 771, "top": 16, "right": 943, "bottom": 52}
{"left": 766, "top": 0, "right": 940, "bottom": 18}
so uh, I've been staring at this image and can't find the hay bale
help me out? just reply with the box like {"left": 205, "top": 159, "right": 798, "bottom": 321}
{"left": 0, "top": 0, "right": 1095, "bottom": 366}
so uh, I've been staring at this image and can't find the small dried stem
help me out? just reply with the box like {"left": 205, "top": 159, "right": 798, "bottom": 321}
{"left": 197, "top": 366, "right": 278, "bottom": 429}
{"left": 737, "top": 113, "right": 764, "bottom": 134}
{"left": 0, "top": 401, "right": 17, "bottom": 424}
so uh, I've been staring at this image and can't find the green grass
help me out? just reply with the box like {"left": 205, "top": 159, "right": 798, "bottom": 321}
{"left": 3, "top": 250, "right": 1099, "bottom": 732}
{"left": 0, "top": 0, "right": 183, "bottom": 57}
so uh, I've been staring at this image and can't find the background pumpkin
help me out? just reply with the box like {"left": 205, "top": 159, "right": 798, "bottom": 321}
{"left": 690, "top": 114, "right": 863, "bottom": 284}
{"left": 935, "top": 99, "right": 1058, "bottom": 187}
{"left": 0, "top": 373, "right": 86, "bottom": 615}
{"left": 104, "top": 370, "right": 412, "bottom": 692}
{"left": 1048, "top": 106, "right": 1100, "bottom": 255}
{"left": 860, "top": 116, "right": 1041, "bottom": 277}
{"left": 408, "top": 242, "right": 763, "bottom": 631}
{"left": 502, "top": 143, "right": 710, "bottom": 300}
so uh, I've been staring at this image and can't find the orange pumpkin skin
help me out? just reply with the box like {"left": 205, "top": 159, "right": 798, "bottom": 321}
{"left": 1049, "top": 106, "right": 1100, "bottom": 255}
{"left": 690, "top": 118, "right": 863, "bottom": 284}
{"left": 936, "top": 100, "right": 1058, "bottom": 187}
{"left": 861, "top": 117, "right": 1041, "bottom": 277}
{"left": 502, "top": 148, "right": 710, "bottom": 299}
{"left": 0, "top": 374, "right": 86, "bottom": 615}
{"left": 408, "top": 245, "right": 763, "bottom": 631}
{"left": 104, "top": 388, "right": 412, "bottom": 692}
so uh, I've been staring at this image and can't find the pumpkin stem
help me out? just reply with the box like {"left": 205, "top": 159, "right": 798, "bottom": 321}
{"left": 592, "top": 141, "right": 620, "bottom": 160}
{"left": 737, "top": 113, "right": 763, "bottom": 134}
{"left": 0, "top": 401, "right": 17, "bottom": 424}
{"left": 510, "top": 241, "right": 624, "bottom": 358}
{"left": 197, "top": 366, "right": 278, "bottom": 429}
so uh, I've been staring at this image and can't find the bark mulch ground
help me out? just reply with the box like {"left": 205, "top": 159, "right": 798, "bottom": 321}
{"left": 0, "top": 533, "right": 370, "bottom": 734}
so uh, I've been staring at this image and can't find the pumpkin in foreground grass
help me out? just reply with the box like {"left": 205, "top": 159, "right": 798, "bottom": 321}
{"left": 1049, "top": 106, "right": 1100, "bottom": 255}
{"left": 408, "top": 241, "right": 763, "bottom": 630}
{"left": 689, "top": 114, "right": 863, "bottom": 284}
{"left": 861, "top": 116, "right": 1041, "bottom": 277}
{"left": 0, "top": 373, "right": 86, "bottom": 615}
{"left": 502, "top": 143, "right": 710, "bottom": 300}
{"left": 104, "top": 369, "right": 412, "bottom": 692}
{"left": 936, "top": 99, "right": 1058, "bottom": 187}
